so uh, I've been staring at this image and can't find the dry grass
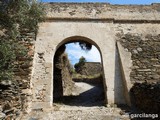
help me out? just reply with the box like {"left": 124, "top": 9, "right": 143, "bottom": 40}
{"left": 72, "top": 73, "right": 102, "bottom": 79}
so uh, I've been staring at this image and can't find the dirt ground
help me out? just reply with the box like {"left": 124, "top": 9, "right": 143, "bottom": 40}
{"left": 20, "top": 82, "right": 130, "bottom": 120}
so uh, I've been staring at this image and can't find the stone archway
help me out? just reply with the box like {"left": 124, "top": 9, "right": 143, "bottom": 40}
{"left": 24, "top": 2, "right": 160, "bottom": 112}
{"left": 52, "top": 36, "right": 107, "bottom": 106}
{"left": 30, "top": 20, "right": 129, "bottom": 109}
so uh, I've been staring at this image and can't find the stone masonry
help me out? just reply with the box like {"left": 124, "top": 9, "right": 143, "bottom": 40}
{"left": 75, "top": 62, "right": 102, "bottom": 76}
{"left": 117, "top": 33, "right": 160, "bottom": 83}
{"left": 53, "top": 45, "right": 75, "bottom": 99}
{"left": 0, "top": 30, "right": 35, "bottom": 118}
{"left": 29, "top": 3, "right": 160, "bottom": 111}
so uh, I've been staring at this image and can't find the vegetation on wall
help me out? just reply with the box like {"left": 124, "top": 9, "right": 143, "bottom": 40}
{"left": 0, "top": 0, "right": 45, "bottom": 81}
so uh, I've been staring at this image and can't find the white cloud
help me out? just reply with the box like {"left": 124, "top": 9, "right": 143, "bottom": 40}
{"left": 65, "top": 43, "right": 101, "bottom": 65}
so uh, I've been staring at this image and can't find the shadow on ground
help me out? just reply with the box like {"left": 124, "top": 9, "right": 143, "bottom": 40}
{"left": 54, "top": 83, "right": 105, "bottom": 107}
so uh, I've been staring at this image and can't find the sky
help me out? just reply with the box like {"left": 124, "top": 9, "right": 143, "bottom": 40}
{"left": 42, "top": 0, "right": 160, "bottom": 4}
{"left": 42, "top": 0, "right": 160, "bottom": 65}
{"left": 65, "top": 43, "right": 101, "bottom": 65}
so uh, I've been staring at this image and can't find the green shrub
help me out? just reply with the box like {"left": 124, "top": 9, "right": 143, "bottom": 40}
{"left": 0, "top": 0, "right": 45, "bottom": 81}
{"left": 0, "top": 39, "right": 15, "bottom": 80}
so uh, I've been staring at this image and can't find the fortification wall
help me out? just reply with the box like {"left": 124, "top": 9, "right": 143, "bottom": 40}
{"left": 0, "top": 3, "right": 158, "bottom": 114}
{"left": 45, "top": 3, "right": 160, "bottom": 21}
{"left": 76, "top": 62, "right": 102, "bottom": 76}
{"left": 0, "top": 31, "right": 35, "bottom": 118}
{"left": 117, "top": 33, "right": 160, "bottom": 83}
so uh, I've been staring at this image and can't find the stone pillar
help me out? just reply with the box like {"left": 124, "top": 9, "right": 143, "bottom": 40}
{"left": 101, "top": 39, "right": 116, "bottom": 105}
{"left": 31, "top": 37, "right": 54, "bottom": 109}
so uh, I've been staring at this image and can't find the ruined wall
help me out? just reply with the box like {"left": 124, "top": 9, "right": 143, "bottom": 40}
{"left": 131, "top": 82, "right": 160, "bottom": 114}
{"left": 45, "top": 3, "right": 160, "bottom": 21}
{"left": 117, "top": 33, "right": 160, "bottom": 83}
{"left": 0, "top": 31, "right": 35, "bottom": 119}
{"left": 1, "top": 3, "right": 160, "bottom": 116}
{"left": 115, "top": 28, "right": 160, "bottom": 112}
{"left": 54, "top": 45, "right": 75, "bottom": 100}
{"left": 116, "top": 32, "right": 160, "bottom": 113}
{"left": 76, "top": 62, "right": 102, "bottom": 76}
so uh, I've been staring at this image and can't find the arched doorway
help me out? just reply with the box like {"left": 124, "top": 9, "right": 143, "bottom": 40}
{"left": 53, "top": 36, "right": 107, "bottom": 106}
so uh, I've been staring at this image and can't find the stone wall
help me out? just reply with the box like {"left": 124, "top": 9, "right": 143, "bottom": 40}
{"left": 54, "top": 45, "right": 75, "bottom": 100}
{"left": 76, "top": 62, "right": 102, "bottom": 76}
{"left": 117, "top": 33, "right": 160, "bottom": 83}
{"left": 31, "top": 3, "right": 160, "bottom": 109}
{"left": 131, "top": 82, "right": 160, "bottom": 114}
{"left": 73, "top": 74, "right": 103, "bottom": 84}
{"left": 1, "top": 3, "right": 160, "bottom": 116}
{"left": 117, "top": 33, "right": 160, "bottom": 113}
{"left": 45, "top": 3, "right": 160, "bottom": 21}
{"left": 0, "top": 31, "right": 35, "bottom": 119}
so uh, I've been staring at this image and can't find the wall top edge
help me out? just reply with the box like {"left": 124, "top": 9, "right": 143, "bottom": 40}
{"left": 43, "top": 2, "right": 160, "bottom": 6}
{"left": 44, "top": 3, "right": 160, "bottom": 21}
{"left": 45, "top": 17, "right": 160, "bottom": 24}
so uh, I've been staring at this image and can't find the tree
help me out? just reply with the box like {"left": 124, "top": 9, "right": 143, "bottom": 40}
{"left": 74, "top": 56, "right": 86, "bottom": 73}
{"left": 79, "top": 42, "right": 92, "bottom": 51}
{"left": 73, "top": 41, "right": 92, "bottom": 51}
{"left": 0, "top": 0, "right": 45, "bottom": 81}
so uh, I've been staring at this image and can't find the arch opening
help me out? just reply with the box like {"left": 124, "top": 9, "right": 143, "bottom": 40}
{"left": 53, "top": 36, "right": 107, "bottom": 107}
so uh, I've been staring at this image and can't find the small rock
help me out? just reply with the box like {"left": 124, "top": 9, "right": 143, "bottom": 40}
{"left": 0, "top": 112, "right": 6, "bottom": 119}
{"left": 4, "top": 108, "right": 15, "bottom": 114}
{"left": 0, "top": 80, "right": 12, "bottom": 86}
{"left": 3, "top": 101, "right": 12, "bottom": 111}
{"left": 15, "top": 110, "right": 21, "bottom": 116}
{"left": 106, "top": 104, "right": 111, "bottom": 108}
{"left": 124, "top": 48, "right": 128, "bottom": 52}
{"left": 5, "top": 114, "right": 15, "bottom": 120}
{"left": 133, "top": 49, "right": 138, "bottom": 54}
{"left": 119, "top": 110, "right": 125, "bottom": 115}
{"left": 137, "top": 47, "right": 142, "bottom": 52}
{"left": 22, "top": 89, "right": 31, "bottom": 95}
{"left": 29, "top": 117, "right": 39, "bottom": 120}
{"left": 0, "top": 106, "right": 2, "bottom": 112}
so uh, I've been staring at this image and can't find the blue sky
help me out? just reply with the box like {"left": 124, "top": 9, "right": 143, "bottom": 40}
{"left": 65, "top": 43, "right": 101, "bottom": 65}
{"left": 42, "top": 0, "right": 160, "bottom": 65}
{"left": 42, "top": 0, "right": 160, "bottom": 4}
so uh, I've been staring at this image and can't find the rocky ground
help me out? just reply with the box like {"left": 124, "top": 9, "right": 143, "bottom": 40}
{"left": 18, "top": 82, "right": 130, "bottom": 120}
{"left": 19, "top": 106, "right": 130, "bottom": 120}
